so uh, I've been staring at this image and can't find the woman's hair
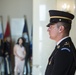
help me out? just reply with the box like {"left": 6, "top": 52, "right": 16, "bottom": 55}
{"left": 16, "top": 37, "right": 25, "bottom": 46}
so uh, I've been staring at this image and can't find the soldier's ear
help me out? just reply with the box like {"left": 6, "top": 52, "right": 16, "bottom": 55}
{"left": 59, "top": 25, "right": 64, "bottom": 33}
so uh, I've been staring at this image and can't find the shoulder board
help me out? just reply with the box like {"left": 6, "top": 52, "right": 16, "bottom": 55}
{"left": 64, "top": 42, "right": 70, "bottom": 47}
{"left": 61, "top": 48, "right": 70, "bottom": 52}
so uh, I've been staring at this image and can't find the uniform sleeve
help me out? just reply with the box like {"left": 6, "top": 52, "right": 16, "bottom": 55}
{"left": 51, "top": 49, "right": 73, "bottom": 75}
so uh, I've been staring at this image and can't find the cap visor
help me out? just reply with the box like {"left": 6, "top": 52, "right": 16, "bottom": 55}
{"left": 46, "top": 22, "right": 58, "bottom": 27}
{"left": 46, "top": 23, "right": 51, "bottom": 27}
{"left": 46, "top": 22, "right": 55, "bottom": 27}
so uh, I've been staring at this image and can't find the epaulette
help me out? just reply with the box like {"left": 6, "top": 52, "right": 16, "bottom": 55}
{"left": 64, "top": 42, "right": 70, "bottom": 47}
{"left": 60, "top": 42, "right": 71, "bottom": 52}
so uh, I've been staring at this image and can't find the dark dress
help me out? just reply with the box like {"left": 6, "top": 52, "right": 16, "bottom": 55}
{"left": 45, "top": 37, "right": 76, "bottom": 75}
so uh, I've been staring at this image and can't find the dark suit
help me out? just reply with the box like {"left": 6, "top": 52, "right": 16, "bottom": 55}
{"left": 45, "top": 37, "right": 76, "bottom": 75}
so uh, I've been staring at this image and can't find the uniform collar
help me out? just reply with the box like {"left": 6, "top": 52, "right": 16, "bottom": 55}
{"left": 57, "top": 36, "right": 69, "bottom": 45}
{"left": 56, "top": 36, "right": 71, "bottom": 49}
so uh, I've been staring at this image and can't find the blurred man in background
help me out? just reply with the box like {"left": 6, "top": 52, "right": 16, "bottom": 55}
{"left": 0, "top": 39, "right": 4, "bottom": 75}
{"left": 4, "top": 36, "right": 11, "bottom": 75}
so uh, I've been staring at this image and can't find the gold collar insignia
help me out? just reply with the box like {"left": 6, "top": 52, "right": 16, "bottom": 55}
{"left": 57, "top": 45, "right": 60, "bottom": 49}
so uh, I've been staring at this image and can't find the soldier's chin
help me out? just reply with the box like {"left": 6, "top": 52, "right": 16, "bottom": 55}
{"left": 49, "top": 36, "right": 52, "bottom": 39}
{"left": 49, "top": 36, "right": 53, "bottom": 40}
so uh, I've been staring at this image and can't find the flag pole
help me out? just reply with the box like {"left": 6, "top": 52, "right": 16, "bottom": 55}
{"left": 23, "top": 15, "right": 30, "bottom": 43}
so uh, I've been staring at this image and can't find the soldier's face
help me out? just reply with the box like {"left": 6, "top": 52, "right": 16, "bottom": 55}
{"left": 47, "top": 23, "right": 60, "bottom": 41}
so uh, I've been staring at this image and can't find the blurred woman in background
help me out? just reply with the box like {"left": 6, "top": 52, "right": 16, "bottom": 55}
{"left": 13, "top": 37, "right": 26, "bottom": 75}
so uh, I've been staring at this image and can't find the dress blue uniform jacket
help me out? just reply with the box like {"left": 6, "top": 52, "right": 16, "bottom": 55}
{"left": 0, "top": 40, "right": 3, "bottom": 56}
{"left": 4, "top": 41, "right": 11, "bottom": 57}
{"left": 45, "top": 37, "right": 76, "bottom": 75}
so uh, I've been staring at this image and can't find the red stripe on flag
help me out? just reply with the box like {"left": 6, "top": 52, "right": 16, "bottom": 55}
{"left": 4, "top": 21, "right": 11, "bottom": 38}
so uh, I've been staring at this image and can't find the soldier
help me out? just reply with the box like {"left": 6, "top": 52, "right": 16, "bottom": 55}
{"left": 0, "top": 39, "right": 4, "bottom": 75}
{"left": 4, "top": 36, "right": 11, "bottom": 75}
{"left": 45, "top": 10, "right": 76, "bottom": 75}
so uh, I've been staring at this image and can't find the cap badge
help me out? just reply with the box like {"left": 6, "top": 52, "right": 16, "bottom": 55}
{"left": 59, "top": 19, "right": 61, "bottom": 21}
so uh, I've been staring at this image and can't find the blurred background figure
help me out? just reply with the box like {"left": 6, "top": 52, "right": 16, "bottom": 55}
{"left": 3, "top": 36, "right": 11, "bottom": 75}
{"left": 0, "top": 39, "right": 4, "bottom": 75}
{"left": 29, "top": 41, "right": 32, "bottom": 75}
{"left": 13, "top": 37, "right": 26, "bottom": 75}
{"left": 23, "top": 32, "right": 31, "bottom": 75}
